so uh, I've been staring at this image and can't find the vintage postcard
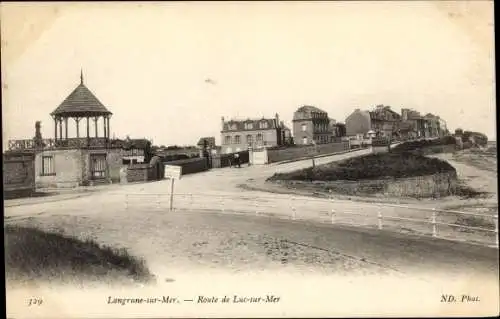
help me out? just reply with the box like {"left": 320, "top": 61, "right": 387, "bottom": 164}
{"left": 2, "top": 1, "right": 498, "bottom": 318}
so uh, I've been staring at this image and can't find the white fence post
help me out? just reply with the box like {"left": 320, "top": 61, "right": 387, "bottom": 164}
{"left": 331, "top": 209, "right": 335, "bottom": 224}
{"left": 125, "top": 194, "right": 129, "bottom": 212}
{"left": 255, "top": 199, "right": 259, "bottom": 216}
{"left": 291, "top": 198, "right": 296, "bottom": 220}
{"left": 221, "top": 196, "right": 225, "bottom": 213}
{"left": 377, "top": 210, "right": 383, "bottom": 230}
{"left": 156, "top": 194, "right": 161, "bottom": 209}
{"left": 431, "top": 209, "right": 437, "bottom": 237}
{"left": 190, "top": 194, "right": 194, "bottom": 207}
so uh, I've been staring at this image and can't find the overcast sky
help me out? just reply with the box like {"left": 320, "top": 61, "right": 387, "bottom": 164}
{"left": 1, "top": 1, "right": 495, "bottom": 148}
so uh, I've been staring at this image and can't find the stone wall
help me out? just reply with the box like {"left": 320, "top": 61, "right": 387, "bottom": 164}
{"left": 3, "top": 152, "right": 36, "bottom": 198}
{"left": 35, "top": 149, "right": 84, "bottom": 188}
{"left": 278, "top": 171, "right": 458, "bottom": 198}
{"left": 267, "top": 141, "right": 350, "bottom": 163}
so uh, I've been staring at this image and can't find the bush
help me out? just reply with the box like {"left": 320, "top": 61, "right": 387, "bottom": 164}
{"left": 268, "top": 152, "right": 456, "bottom": 181}
{"left": 5, "top": 225, "right": 155, "bottom": 284}
{"left": 392, "top": 136, "right": 456, "bottom": 153}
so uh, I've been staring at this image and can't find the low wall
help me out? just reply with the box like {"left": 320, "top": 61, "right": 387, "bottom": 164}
{"left": 267, "top": 142, "right": 350, "bottom": 163}
{"left": 164, "top": 157, "right": 209, "bottom": 175}
{"left": 125, "top": 156, "right": 164, "bottom": 183}
{"left": 277, "top": 171, "right": 458, "bottom": 198}
{"left": 3, "top": 152, "right": 36, "bottom": 198}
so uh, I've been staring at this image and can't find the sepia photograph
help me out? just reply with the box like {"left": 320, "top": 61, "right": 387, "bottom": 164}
{"left": 2, "top": 1, "right": 498, "bottom": 318}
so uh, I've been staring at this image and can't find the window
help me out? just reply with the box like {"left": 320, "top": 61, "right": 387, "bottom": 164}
{"left": 234, "top": 135, "right": 241, "bottom": 144}
{"left": 301, "top": 124, "right": 307, "bottom": 132}
{"left": 260, "top": 121, "right": 268, "bottom": 129}
{"left": 122, "top": 159, "right": 131, "bottom": 165}
{"left": 302, "top": 137, "right": 308, "bottom": 144}
{"left": 90, "top": 154, "right": 107, "bottom": 179}
{"left": 41, "top": 155, "right": 55, "bottom": 176}
{"left": 246, "top": 134, "right": 253, "bottom": 144}
{"left": 245, "top": 122, "right": 254, "bottom": 130}
{"left": 231, "top": 124, "right": 237, "bottom": 130}
{"left": 256, "top": 133, "right": 263, "bottom": 142}
{"left": 224, "top": 136, "right": 231, "bottom": 145}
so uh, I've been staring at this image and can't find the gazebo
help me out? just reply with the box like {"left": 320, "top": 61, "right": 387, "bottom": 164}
{"left": 50, "top": 71, "right": 112, "bottom": 148}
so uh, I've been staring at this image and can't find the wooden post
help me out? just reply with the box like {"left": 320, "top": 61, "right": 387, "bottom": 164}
{"left": 54, "top": 117, "right": 58, "bottom": 141}
{"left": 377, "top": 211, "right": 383, "bottom": 230}
{"left": 75, "top": 118, "right": 80, "bottom": 138}
{"left": 86, "top": 117, "right": 90, "bottom": 146}
{"left": 169, "top": 178, "right": 175, "bottom": 211}
{"left": 94, "top": 117, "right": 98, "bottom": 138}
{"left": 64, "top": 117, "right": 68, "bottom": 139}
{"left": 59, "top": 118, "right": 63, "bottom": 140}
{"left": 431, "top": 209, "right": 437, "bottom": 237}
{"left": 221, "top": 196, "right": 225, "bottom": 213}
{"left": 103, "top": 116, "right": 107, "bottom": 140}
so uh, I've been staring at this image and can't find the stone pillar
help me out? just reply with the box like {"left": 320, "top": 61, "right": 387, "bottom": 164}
{"left": 86, "top": 117, "right": 90, "bottom": 147}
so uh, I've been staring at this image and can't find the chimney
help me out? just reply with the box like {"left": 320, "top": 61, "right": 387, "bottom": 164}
{"left": 221, "top": 116, "right": 225, "bottom": 129}
{"left": 275, "top": 113, "right": 280, "bottom": 128}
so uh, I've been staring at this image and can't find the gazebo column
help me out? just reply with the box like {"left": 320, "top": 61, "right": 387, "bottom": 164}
{"left": 86, "top": 117, "right": 90, "bottom": 147}
{"left": 64, "top": 117, "right": 68, "bottom": 139}
{"left": 107, "top": 117, "right": 111, "bottom": 140}
{"left": 59, "top": 118, "right": 63, "bottom": 140}
{"left": 94, "top": 117, "right": 98, "bottom": 138}
{"left": 103, "top": 116, "right": 107, "bottom": 140}
{"left": 54, "top": 117, "right": 58, "bottom": 141}
{"left": 75, "top": 118, "right": 81, "bottom": 138}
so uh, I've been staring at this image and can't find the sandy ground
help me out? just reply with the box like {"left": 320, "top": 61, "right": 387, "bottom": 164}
{"left": 4, "top": 150, "right": 499, "bottom": 317}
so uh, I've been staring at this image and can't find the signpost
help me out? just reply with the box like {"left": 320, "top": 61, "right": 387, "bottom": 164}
{"left": 164, "top": 165, "right": 182, "bottom": 211}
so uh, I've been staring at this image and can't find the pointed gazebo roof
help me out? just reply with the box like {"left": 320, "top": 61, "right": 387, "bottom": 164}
{"left": 51, "top": 71, "right": 112, "bottom": 117}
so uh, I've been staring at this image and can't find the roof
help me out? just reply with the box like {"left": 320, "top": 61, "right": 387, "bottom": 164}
{"left": 51, "top": 75, "right": 112, "bottom": 117}
{"left": 296, "top": 105, "right": 327, "bottom": 114}
{"left": 222, "top": 118, "right": 279, "bottom": 132}
{"left": 293, "top": 105, "right": 329, "bottom": 121}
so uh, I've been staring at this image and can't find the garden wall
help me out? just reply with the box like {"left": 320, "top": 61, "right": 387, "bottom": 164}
{"left": 164, "top": 157, "right": 209, "bottom": 175}
{"left": 276, "top": 171, "right": 458, "bottom": 198}
{"left": 3, "top": 152, "right": 36, "bottom": 199}
{"left": 267, "top": 142, "right": 350, "bottom": 163}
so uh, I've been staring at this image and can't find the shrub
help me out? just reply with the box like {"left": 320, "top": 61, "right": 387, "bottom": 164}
{"left": 5, "top": 225, "right": 155, "bottom": 284}
{"left": 267, "top": 152, "right": 456, "bottom": 181}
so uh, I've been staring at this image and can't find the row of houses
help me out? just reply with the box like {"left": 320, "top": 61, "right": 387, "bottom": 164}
{"left": 217, "top": 104, "right": 447, "bottom": 154}
{"left": 346, "top": 105, "right": 448, "bottom": 140}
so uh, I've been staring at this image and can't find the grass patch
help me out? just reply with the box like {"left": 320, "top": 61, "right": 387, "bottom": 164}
{"left": 268, "top": 152, "right": 456, "bottom": 182}
{"left": 5, "top": 225, "right": 155, "bottom": 286}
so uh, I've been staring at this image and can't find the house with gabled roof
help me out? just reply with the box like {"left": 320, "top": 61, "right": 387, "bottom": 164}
{"left": 5, "top": 72, "right": 159, "bottom": 188}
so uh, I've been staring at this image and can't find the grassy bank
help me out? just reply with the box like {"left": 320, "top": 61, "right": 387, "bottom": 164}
{"left": 5, "top": 225, "right": 155, "bottom": 286}
{"left": 268, "top": 152, "right": 456, "bottom": 182}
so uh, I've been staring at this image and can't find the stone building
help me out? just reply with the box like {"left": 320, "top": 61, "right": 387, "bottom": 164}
{"left": 292, "top": 105, "right": 333, "bottom": 145}
{"left": 5, "top": 72, "right": 158, "bottom": 188}
{"left": 220, "top": 113, "right": 288, "bottom": 154}
{"left": 345, "top": 105, "right": 401, "bottom": 138}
